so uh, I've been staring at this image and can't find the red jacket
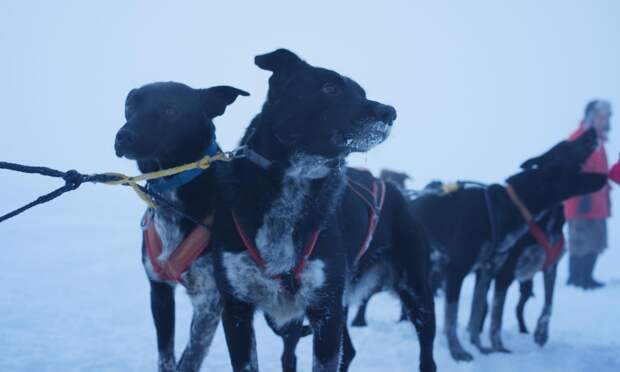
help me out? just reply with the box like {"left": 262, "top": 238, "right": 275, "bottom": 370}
{"left": 610, "top": 159, "right": 620, "bottom": 184}
{"left": 564, "top": 124, "right": 610, "bottom": 220}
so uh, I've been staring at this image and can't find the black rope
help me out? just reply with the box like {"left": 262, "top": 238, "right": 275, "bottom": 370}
{"left": 140, "top": 185, "right": 212, "bottom": 231}
{"left": 0, "top": 161, "right": 125, "bottom": 223}
{"left": 0, "top": 161, "right": 210, "bottom": 231}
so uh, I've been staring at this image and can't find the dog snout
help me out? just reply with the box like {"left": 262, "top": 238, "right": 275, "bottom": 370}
{"left": 114, "top": 128, "right": 136, "bottom": 156}
{"left": 372, "top": 103, "right": 397, "bottom": 124}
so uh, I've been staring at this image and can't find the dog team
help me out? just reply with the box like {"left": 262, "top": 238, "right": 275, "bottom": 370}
{"left": 114, "top": 48, "right": 618, "bottom": 372}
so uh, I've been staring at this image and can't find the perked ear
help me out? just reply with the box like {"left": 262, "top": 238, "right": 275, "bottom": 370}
{"left": 200, "top": 86, "right": 250, "bottom": 119}
{"left": 254, "top": 48, "right": 303, "bottom": 73}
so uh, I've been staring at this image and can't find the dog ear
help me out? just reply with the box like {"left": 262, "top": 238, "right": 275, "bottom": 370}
{"left": 255, "top": 49, "right": 303, "bottom": 73}
{"left": 200, "top": 86, "right": 250, "bottom": 119}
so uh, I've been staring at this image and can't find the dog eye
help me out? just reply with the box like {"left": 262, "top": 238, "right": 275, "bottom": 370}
{"left": 322, "top": 82, "right": 341, "bottom": 95}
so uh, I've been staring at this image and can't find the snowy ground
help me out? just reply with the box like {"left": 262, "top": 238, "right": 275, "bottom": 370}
{"left": 1, "top": 187, "right": 619, "bottom": 372}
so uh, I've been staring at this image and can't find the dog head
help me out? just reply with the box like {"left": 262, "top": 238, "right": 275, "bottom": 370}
{"left": 506, "top": 165, "right": 607, "bottom": 209}
{"left": 520, "top": 128, "right": 597, "bottom": 171}
{"left": 115, "top": 82, "right": 248, "bottom": 171}
{"left": 509, "top": 129, "right": 606, "bottom": 209}
{"left": 253, "top": 49, "right": 396, "bottom": 158}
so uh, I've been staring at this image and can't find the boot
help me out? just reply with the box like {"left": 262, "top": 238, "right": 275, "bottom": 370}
{"left": 582, "top": 253, "right": 605, "bottom": 289}
{"left": 566, "top": 255, "right": 583, "bottom": 287}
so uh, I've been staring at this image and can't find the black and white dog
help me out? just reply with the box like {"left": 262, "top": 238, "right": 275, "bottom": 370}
{"left": 267, "top": 165, "right": 436, "bottom": 371}
{"left": 473, "top": 129, "right": 599, "bottom": 352}
{"left": 212, "top": 49, "right": 436, "bottom": 372}
{"left": 408, "top": 133, "right": 606, "bottom": 361}
{"left": 477, "top": 205, "right": 565, "bottom": 352}
{"left": 114, "top": 82, "right": 249, "bottom": 372}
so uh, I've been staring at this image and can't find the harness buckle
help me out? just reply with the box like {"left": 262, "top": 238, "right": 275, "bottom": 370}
{"left": 222, "top": 146, "right": 248, "bottom": 161}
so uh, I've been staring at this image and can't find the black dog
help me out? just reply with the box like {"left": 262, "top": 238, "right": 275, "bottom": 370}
{"left": 350, "top": 169, "right": 412, "bottom": 327}
{"left": 267, "top": 166, "right": 435, "bottom": 371}
{"left": 408, "top": 133, "right": 605, "bottom": 361}
{"left": 212, "top": 49, "right": 436, "bottom": 372}
{"left": 115, "top": 82, "right": 249, "bottom": 372}
{"left": 470, "top": 129, "right": 599, "bottom": 352}
{"left": 475, "top": 205, "right": 564, "bottom": 352}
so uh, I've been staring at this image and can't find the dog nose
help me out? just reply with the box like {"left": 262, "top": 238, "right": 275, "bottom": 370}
{"left": 115, "top": 128, "right": 136, "bottom": 156}
{"left": 116, "top": 128, "right": 136, "bottom": 147}
{"left": 374, "top": 104, "right": 397, "bottom": 124}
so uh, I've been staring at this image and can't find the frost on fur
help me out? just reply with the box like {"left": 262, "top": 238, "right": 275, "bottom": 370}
{"left": 255, "top": 153, "right": 331, "bottom": 275}
{"left": 222, "top": 251, "right": 326, "bottom": 327}
{"left": 153, "top": 191, "right": 184, "bottom": 262}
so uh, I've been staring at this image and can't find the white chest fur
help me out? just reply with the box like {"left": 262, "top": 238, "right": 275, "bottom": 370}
{"left": 222, "top": 252, "right": 325, "bottom": 326}
{"left": 254, "top": 153, "right": 330, "bottom": 275}
{"left": 223, "top": 153, "right": 334, "bottom": 325}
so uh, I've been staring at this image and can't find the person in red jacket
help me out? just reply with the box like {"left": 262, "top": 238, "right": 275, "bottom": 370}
{"left": 565, "top": 100, "right": 612, "bottom": 289}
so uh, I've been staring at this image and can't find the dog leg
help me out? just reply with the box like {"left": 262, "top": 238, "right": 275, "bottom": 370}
{"left": 150, "top": 280, "right": 177, "bottom": 372}
{"left": 269, "top": 316, "right": 305, "bottom": 372}
{"left": 516, "top": 280, "right": 533, "bottom": 333}
{"left": 177, "top": 265, "right": 222, "bottom": 372}
{"left": 535, "top": 263, "right": 557, "bottom": 346}
{"left": 445, "top": 271, "right": 473, "bottom": 362}
{"left": 489, "top": 277, "right": 511, "bottom": 353}
{"left": 466, "top": 270, "right": 493, "bottom": 354}
{"left": 397, "top": 285, "right": 437, "bottom": 372}
{"left": 351, "top": 297, "right": 370, "bottom": 327}
{"left": 340, "top": 310, "right": 356, "bottom": 372}
{"left": 392, "top": 201, "right": 437, "bottom": 371}
{"left": 307, "top": 303, "right": 344, "bottom": 372}
{"left": 221, "top": 296, "right": 258, "bottom": 372}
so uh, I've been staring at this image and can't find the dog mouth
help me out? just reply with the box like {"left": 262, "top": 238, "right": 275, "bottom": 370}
{"left": 115, "top": 144, "right": 140, "bottom": 160}
{"left": 340, "top": 119, "right": 392, "bottom": 153}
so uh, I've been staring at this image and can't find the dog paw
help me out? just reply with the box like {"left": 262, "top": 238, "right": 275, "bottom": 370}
{"left": 420, "top": 359, "right": 438, "bottom": 372}
{"left": 469, "top": 334, "right": 492, "bottom": 354}
{"left": 492, "top": 345, "right": 512, "bottom": 353}
{"left": 534, "top": 327, "right": 549, "bottom": 346}
{"left": 490, "top": 334, "right": 511, "bottom": 353}
{"left": 476, "top": 344, "right": 494, "bottom": 355}
{"left": 449, "top": 346, "right": 474, "bottom": 362}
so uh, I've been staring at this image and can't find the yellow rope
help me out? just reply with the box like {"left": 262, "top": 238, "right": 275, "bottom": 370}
{"left": 442, "top": 183, "right": 460, "bottom": 194}
{"left": 102, "top": 152, "right": 232, "bottom": 208}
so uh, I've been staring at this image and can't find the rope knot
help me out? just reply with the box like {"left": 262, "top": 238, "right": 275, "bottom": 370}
{"left": 197, "top": 156, "right": 212, "bottom": 169}
{"left": 63, "top": 169, "right": 83, "bottom": 190}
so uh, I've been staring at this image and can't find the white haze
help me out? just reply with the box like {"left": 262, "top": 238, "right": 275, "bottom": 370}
{"left": 0, "top": 1, "right": 618, "bottom": 371}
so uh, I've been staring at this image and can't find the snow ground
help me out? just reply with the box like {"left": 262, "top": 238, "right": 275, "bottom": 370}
{"left": 0, "top": 189, "right": 619, "bottom": 372}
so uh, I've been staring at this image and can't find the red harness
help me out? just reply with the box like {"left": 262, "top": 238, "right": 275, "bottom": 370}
{"left": 231, "top": 212, "right": 320, "bottom": 282}
{"left": 347, "top": 178, "right": 387, "bottom": 263}
{"left": 505, "top": 185, "right": 565, "bottom": 270}
{"left": 142, "top": 210, "right": 214, "bottom": 282}
{"left": 231, "top": 177, "right": 386, "bottom": 283}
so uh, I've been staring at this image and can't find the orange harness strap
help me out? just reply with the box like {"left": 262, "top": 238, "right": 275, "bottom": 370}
{"left": 505, "top": 185, "right": 565, "bottom": 269}
{"left": 142, "top": 210, "right": 214, "bottom": 282}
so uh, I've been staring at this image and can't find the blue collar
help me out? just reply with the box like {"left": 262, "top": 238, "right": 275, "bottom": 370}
{"left": 147, "top": 139, "right": 219, "bottom": 193}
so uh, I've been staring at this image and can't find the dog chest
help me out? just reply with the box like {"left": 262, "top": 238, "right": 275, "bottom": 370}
{"left": 222, "top": 251, "right": 325, "bottom": 326}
